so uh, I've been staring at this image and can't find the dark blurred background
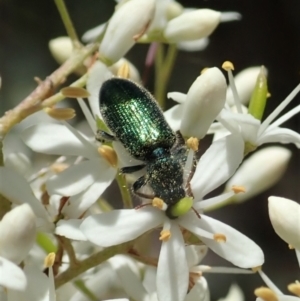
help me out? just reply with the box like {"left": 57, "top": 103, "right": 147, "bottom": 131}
{"left": 1, "top": 0, "right": 300, "bottom": 300}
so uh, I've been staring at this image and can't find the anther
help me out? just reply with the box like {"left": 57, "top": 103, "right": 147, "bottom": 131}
{"left": 186, "top": 137, "right": 199, "bottom": 151}
{"left": 254, "top": 287, "right": 278, "bottom": 301}
{"left": 152, "top": 197, "right": 166, "bottom": 210}
{"left": 200, "top": 67, "right": 209, "bottom": 74}
{"left": 44, "top": 252, "right": 56, "bottom": 268}
{"left": 214, "top": 233, "right": 226, "bottom": 243}
{"left": 98, "top": 146, "right": 118, "bottom": 167}
{"left": 222, "top": 61, "right": 235, "bottom": 71}
{"left": 61, "top": 87, "right": 90, "bottom": 98}
{"left": 159, "top": 230, "right": 171, "bottom": 241}
{"left": 288, "top": 282, "right": 300, "bottom": 296}
{"left": 288, "top": 244, "right": 295, "bottom": 249}
{"left": 44, "top": 107, "right": 76, "bottom": 120}
{"left": 50, "top": 163, "right": 69, "bottom": 173}
{"left": 232, "top": 185, "right": 246, "bottom": 194}
{"left": 117, "top": 62, "right": 130, "bottom": 79}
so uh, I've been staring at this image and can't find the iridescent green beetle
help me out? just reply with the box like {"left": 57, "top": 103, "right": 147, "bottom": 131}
{"left": 98, "top": 78, "right": 195, "bottom": 219}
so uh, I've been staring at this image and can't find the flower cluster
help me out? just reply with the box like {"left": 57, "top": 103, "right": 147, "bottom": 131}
{"left": 0, "top": 0, "right": 299, "bottom": 301}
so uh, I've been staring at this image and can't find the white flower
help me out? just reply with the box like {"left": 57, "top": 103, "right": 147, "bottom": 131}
{"left": 215, "top": 69, "right": 300, "bottom": 149}
{"left": 80, "top": 134, "right": 263, "bottom": 301}
{"left": 225, "top": 147, "right": 292, "bottom": 203}
{"left": 163, "top": 9, "right": 221, "bottom": 43}
{"left": 22, "top": 121, "right": 116, "bottom": 218}
{"left": 165, "top": 67, "right": 227, "bottom": 138}
{"left": 268, "top": 196, "right": 300, "bottom": 265}
{"left": 217, "top": 284, "right": 245, "bottom": 301}
{"left": 99, "top": 0, "right": 156, "bottom": 65}
{"left": 0, "top": 204, "right": 36, "bottom": 290}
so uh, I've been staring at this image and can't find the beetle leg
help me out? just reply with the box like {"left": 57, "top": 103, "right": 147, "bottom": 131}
{"left": 96, "top": 130, "right": 116, "bottom": 142}
{"left": 133, "top": 176, "right": 155, "bottom": 199}
{"left": 120, "top": 164, "right": 146, "bottom": 174}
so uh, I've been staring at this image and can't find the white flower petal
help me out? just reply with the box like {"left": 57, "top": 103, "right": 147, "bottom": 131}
{"left": 164, "top": 104, "right": 182, "bottom": 132}
{"left": 80, "top": 208, "right": 164, "bottom": 247}
{"left": 109, "top": 58, "right": 141, "bottom": 82}
{"left": 0, "top": 204, "right": 36, "bottom": 264}
{"left": 167, "top": 92, "right": 187, "bottom": 104}
{"left": 47, "top": 159, "right": 110, "bottom": 196}
{"left": 268, "top": 196, "right": 300, "bottom": 250}
{"left": 217, "top": 283, "right": 244, "bottom": 301}
{"left": 157, "top": 222, "right": 189, "bottom": 301}
{"left": 164, "top": 9, "right": 221, "bottom": 42}
{"left": 191, "top": 135, "right": 244, "bottom": 200}
{"left": 4, "top": 152, "right": 32, "bottom": 177}
{"left": 191, "top": 215, "right": 264, "bottom": 268}
{"left": 82, "top": 23, "right": 106, "bottom": 43}
{"left": 87, "top": 61, "right": 113, "bottom": 118}
{"left": 185, "top": 245, "right": 208, "bottom": 268}
{"left": 7, "top": 265, "right": 50, "bottom": 301}
{"left": 63, "top": 168, "right": 116, "bottom": 217}
{"left": 100, "top": 0, "right": 155, "bottom": 64}
{"left": 258, "top": 127, "right": 300, "bottom": 148}
{"left": 180, "top": 67, "right": 227, "bottom": 139}
{"left": 0, "top": 167, "right": 48, "bottom": 219}
{"left": 220, "top": 12, "right": 242, "bottom": 22}
{"left": 0, "top": 256, "right": 27, "bottom": 290}
{"left": 185, "top": 277, "right": 209, "bottom": 301}
{"left": 177, "top": 37, "right": 209, "bottom": 52}
{"left": 55, "top": 219, "right": 87, "bottom": 241}
{"left": 225, "top": 147, "right": 291, "bottom": 203}
{"left": 22, "top": 123, "right": 97, "bottom": 157}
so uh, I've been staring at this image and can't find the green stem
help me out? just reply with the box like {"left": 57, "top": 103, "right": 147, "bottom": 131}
{"left": 116, "top": 173, "right": 133, "bottom": 209}
{"left": 56, "top": 235, "right": 78, "bottom": 267}
{"left": 74, "top": 280, "right": 98, "bottom": 301}
{"left": 154, "top": 43, "right": 165, "bottom": 107}
{"left": 54, "top": 0, "right": 81, "bottom": 48}
{"left": 55, "top": 241, "right": 133, "bottom": 288}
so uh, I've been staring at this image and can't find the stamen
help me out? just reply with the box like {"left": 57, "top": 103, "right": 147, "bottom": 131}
{"left": 222, "top": 61, "right": 243, "bottom": 113}
{"left": 232, "top": 185, "right": 246, "bottom": 194}
{"left": 152, "top": 197, "right": 167, "bottom": 210}
{"left": 252, "top": 266, "right": 262, "bottom": 272}
{"left": 77, "top": 98, "right": 97, "bottom": 134}
{"left": 44, "top": 252, "right": 56, "bottom": 268}
{"left": 186, "top": 137, "right": 199, "bottom": 151}
{"left": 61, "top": 87, "right": 90, "bottom": 98}
{"left": 98, "top": 145, "right": 118, "bottom": 167}
{"left": 50, "top": 163, "right": 69, "bottom": 173}
{"left": 267, "top": 104, "right": 300, "bottom": 130}
{"left": 117, "top": 61, "right": 130, "bottom": 79}
{"left": 288, "top": 244, "right": 295, "bottom": 249}
{"left": 214, "top": 233, "right": 226, "bottom": 242}
{"left": 259, "top": 83, "right": 300, "bottom": 136}
{"left": 44, "top": 107, "right": 75, "bottom": 120}
{"left": 159, "top": 229, "right": 171, "bottom": 241}
{"left": 288, "top": 282, "right": 300, "bottom": 297}
{"left": 254, "top": 287, "right": 278, "bottom": 301}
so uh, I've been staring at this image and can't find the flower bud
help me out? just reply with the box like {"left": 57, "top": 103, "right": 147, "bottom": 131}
{"left": 49, "top": 37, "right": 73, "bottom": 64}
{"left": 164, "top": 9, "right": 221, "bottom": 43}
{"left": 225, "top": 147, "right": 291, "bottom": 203}
{"left": 268, "top": 196, "right": 300, "bottom": 250}
{"left": 99, "top": 0, "right": 155, "bottom": 65}
{"left": 180, "top": 67, "right": 227, "bottom": 138}
{"left": 0, "top": 204, "right": 36, "bottom": 264}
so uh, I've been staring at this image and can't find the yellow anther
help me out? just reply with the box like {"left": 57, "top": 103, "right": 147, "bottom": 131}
{"left": 200, "top": 67, "right": 209, "bottom": 74}
{"left": 231, "top": 185, "right": 246, "bottom": 194}
{"left": 159, "top": 230, "right": 171, "bottom": 241}
{"left": 61, "top": 86, "right": 90, "bottom": 98}
{"left": 288, "top": 282, "right": 300, "bottom": 296}
{"left": 288, "top": 244, "right": 295, "bottom": 249}
{"left": 213, "top": 233, "right": 226, "bottom": 243}
{"left": 254, "top": 287, "right": 278, "bottom": 301}
{"left": 117, "top": 61, "right": 130, "bottom": 79}
{"left": 222, "top": 61, "right": 235, "bottom": 71}
{"left": 50, "top": 163, "right": 69, "bottom": 173}
{"left": 44, "top": 107, "right": 76, "bottom": 120}
{"left": 252, "top": 266, "right": 262, "bottom": 272}
{"left": 44, "top": 252, "right": 56, "bottom": 268}
{"left": 152, "top": 197, "right": 165, "bottom": 210}
{"left": 267, "top": 92, "right": 271, "bottom": 98}
{"left": 98, "top": 146, "right": 118, "bottom": 168}
{"left": 186, "top": 137, "right": 199, "bottom": 151}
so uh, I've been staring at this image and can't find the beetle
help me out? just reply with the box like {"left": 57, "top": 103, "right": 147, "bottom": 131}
{"left": 97, "top": 77, "right": 195, "bottom": 219}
